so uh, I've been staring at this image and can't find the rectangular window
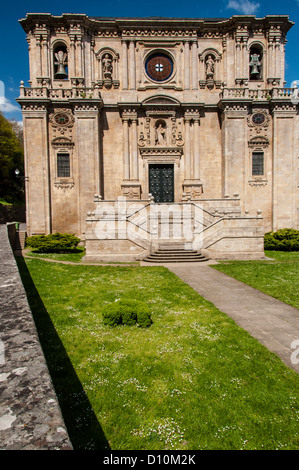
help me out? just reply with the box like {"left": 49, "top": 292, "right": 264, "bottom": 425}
{"left": 57, "top": 153, "right": 70, "bottom": 177}
{"left": 252, "top": 152, "right": 264, "bottom": 176}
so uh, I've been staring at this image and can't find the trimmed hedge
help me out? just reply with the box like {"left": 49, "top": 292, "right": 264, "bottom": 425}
{"left": 102, "top": 299, "right": 152, "bottom": 328}
{"left": 264, "top": 228, "right": 299, "bottom": 251}
{"left": 26, "top": 232, "right": 80, "bottom": 253}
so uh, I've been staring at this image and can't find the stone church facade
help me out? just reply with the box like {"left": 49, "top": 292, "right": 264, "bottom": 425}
{"left": 17, "top": 13, "right": 299, "bottom": 261}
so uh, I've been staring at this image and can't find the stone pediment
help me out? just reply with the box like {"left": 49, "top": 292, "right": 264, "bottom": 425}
{"left": 51, "top": 136, "right": 74, "bottom": 147}
{"left": 248, "top": 135, "right": 270, "bottom": 148}
{"left": 142, "top": 95, "right": 181, "bottom": 108}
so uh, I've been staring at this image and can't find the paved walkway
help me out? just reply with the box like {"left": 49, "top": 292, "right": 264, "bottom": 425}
{"left": 143, "top": 260, "right": 299, "bottom": 374}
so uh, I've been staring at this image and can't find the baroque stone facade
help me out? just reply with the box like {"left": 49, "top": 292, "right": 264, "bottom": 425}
{"left": 17, "top": 14, "right": 299, "bottom": 260}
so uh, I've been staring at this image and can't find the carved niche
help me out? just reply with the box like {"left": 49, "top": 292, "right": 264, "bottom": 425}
{"left": 199, "top": 48, "right": 222, "bottom": 90}
{"left": 138, "top": 95, "right": 184, "bottom": 152}
{"left": 95, "top": 47, "right": 120, "bottom": 89}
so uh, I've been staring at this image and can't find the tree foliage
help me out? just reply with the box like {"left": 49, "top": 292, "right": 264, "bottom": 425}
{"left": 0, "top": 111, "right": 24, "bottom": 202}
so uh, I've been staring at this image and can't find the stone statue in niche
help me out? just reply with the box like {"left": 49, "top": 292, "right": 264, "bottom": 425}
{"left": 102, "top": 54, "right": 113, "bottom": 78}
{"left": 205, "top": 55, "right": 215, "bottom": 79}
{"left": 155, "top": 123, "right": 166, "bottom": 146}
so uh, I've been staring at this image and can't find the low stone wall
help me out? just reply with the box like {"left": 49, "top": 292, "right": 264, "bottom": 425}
{"left": 0, "top": 224, "right": 72, "bottom": 450}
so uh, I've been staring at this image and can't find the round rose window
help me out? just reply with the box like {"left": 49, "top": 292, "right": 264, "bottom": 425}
{"left": 145, "top": 53, "right": 173, "bottom": 82}
{"left": 54, "top": 113, "right": 70, "bottom": 126}
{"left": 252, "top": 113, "right": 265, "bottom": 125}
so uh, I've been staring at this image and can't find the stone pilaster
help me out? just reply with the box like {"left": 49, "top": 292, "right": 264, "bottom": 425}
{"left": 122, "top": 40, "right": 128, "bottom": 90}
{"left": 271, "top": 102, "right": 297, "bottom": 230}
{"left": 129, "top": 40, "right": 136, "bottom": 90}
{"left": 184, "top": 115, "right": 191, "bottom": 181}
{"left": 121, "top": 108, "right": 141, "bottom": 199}
{"left": 191, "top": 41, "right": 198, "bottom": 90}
{"left": 122, "top": 116, "right": 130, "bottom": 180}
{"left": 184, "top": 41, "right": 190, "bottom": 90}
{"left": 183, "top": 110, "right": 203, "bottom": 199}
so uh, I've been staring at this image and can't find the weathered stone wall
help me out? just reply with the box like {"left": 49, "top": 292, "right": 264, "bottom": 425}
{"left": 0, "top": 224, "right": 72, "bottom": 449}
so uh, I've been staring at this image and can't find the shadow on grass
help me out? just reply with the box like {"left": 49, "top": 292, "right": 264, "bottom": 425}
{"left": 30, "top": 248, "right": 84, "bottom": 254}
{"left": 15, "top": 254, "right": 110, "bottom": 451}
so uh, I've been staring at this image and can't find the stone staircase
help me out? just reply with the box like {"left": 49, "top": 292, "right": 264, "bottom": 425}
{"left": 143, "top": 246, "right": 209, "bottom": 263}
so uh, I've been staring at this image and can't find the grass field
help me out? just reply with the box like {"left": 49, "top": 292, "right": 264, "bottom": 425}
{"left": 17, "top": 253, "right": 299, "bottom": 450}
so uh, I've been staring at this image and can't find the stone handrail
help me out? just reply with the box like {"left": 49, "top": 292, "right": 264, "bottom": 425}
{"left": 19, "top": 84, "right": 102, "bottom": 100}
{"left": 271, "top": 87, "right": 297, "bottom": 99}
{"left": 220, "top": 87, "right": 297, "bottom": 101}
{"left": 88, "top": 200, "right": 221, "bottom": 250}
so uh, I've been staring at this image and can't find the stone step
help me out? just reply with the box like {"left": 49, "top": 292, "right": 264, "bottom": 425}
{"left": 143, "top": 248, "right": 209, "bottom": 263}
{"left": 149, "top": 252, "right": 206, "bottom": 259}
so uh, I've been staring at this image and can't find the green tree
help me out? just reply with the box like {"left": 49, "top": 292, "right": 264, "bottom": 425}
{"left": 0, "top": 111, "right": 24, "bottom": 202}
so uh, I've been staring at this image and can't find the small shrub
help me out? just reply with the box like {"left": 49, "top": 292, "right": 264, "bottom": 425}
{"left": 137, "top": 309, "right": 152, "bottom": 328}
{"left": 102, "top": 305, "right": 122, "bottom": 327}
{"left": 102, "top": 299, "right": 152, "bottom": 328}
{"left": 264, "top": 228, "right": 299, "bottom": 251}
{"left": 122, "top": 307, "right": 137, "bottom": 326}
{"left": 26, "top": 232, "right": 80, "bottom": 253}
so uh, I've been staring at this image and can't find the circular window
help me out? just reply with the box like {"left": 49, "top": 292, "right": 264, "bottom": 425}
{"left": 252, "top": 113, "right": 265, "bottom": 125}
{"left": 145, "top": 52, "right": 173, "bottom": 82}
{"left": 54, "top": 113, "right": 70, "bottom": 126}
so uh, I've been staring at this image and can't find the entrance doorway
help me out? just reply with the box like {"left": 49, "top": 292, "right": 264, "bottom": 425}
{"left": 149, "top": 164, "right": 174, "bottom": 203}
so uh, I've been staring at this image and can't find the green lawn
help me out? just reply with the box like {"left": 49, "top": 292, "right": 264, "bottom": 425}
{"left": 17, "top": 255, "right": 299, "bottom": 450}
{"left": 212, "top": 251, "right": 299, "bottom": 309}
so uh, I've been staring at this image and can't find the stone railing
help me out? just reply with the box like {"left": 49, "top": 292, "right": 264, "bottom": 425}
{"left": 84, "top": 198, "right": 265, "bottom": 261}
{"left": 271, "top": 87, "right": 297, "bottom": 99}
{"left": 19, "top": 83, "right": 102, "bottom": 100}
{"left": 220, "top": 87, "right": 297, "bottom": 101}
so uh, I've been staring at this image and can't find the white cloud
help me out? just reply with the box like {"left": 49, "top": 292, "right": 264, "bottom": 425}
{"left": 226, "top": 0, "right": 260, "bottom": 15}
{"left": 0, "top": 95, "right": 20, "bottom": 113}
{"left": 0, "top": 80, "right": 20, "bottom": 113}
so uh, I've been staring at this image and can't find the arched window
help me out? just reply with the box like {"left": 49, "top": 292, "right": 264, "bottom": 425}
{"left": 53, "top": 43, "right": 68, "bottom": 80}
{"left": 249, "top": 44, "right": 263, "bottom": 81}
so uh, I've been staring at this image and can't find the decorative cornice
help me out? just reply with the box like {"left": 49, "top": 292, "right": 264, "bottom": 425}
{"left": 140, "top": 147, "right": 183, "bottom": 157}
{"left": 19, "top": 14, "right": 294, "bottom": 37}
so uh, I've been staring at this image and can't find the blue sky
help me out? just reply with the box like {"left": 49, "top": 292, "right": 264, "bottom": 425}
{"left": 1, "top": 0, "right": 299, "bottom": 122}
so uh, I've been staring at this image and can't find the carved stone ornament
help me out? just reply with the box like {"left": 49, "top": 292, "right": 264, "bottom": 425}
{"left": 54, "top": 178, "right": 75, "bottom": 191}
{"left": 247, "top": 110, "right": 270, "bottom": 129}
{"left": 248, "top": 135, "right": 269, "bottom": 148}
{"left": 248, "top": 178, "right": 268, "bottom": 187}
{"left": 51, "top": 136, "right": 74, "bottom": 148}
{"left": 49, "top": 109, "right": 74, "bottom": 129}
